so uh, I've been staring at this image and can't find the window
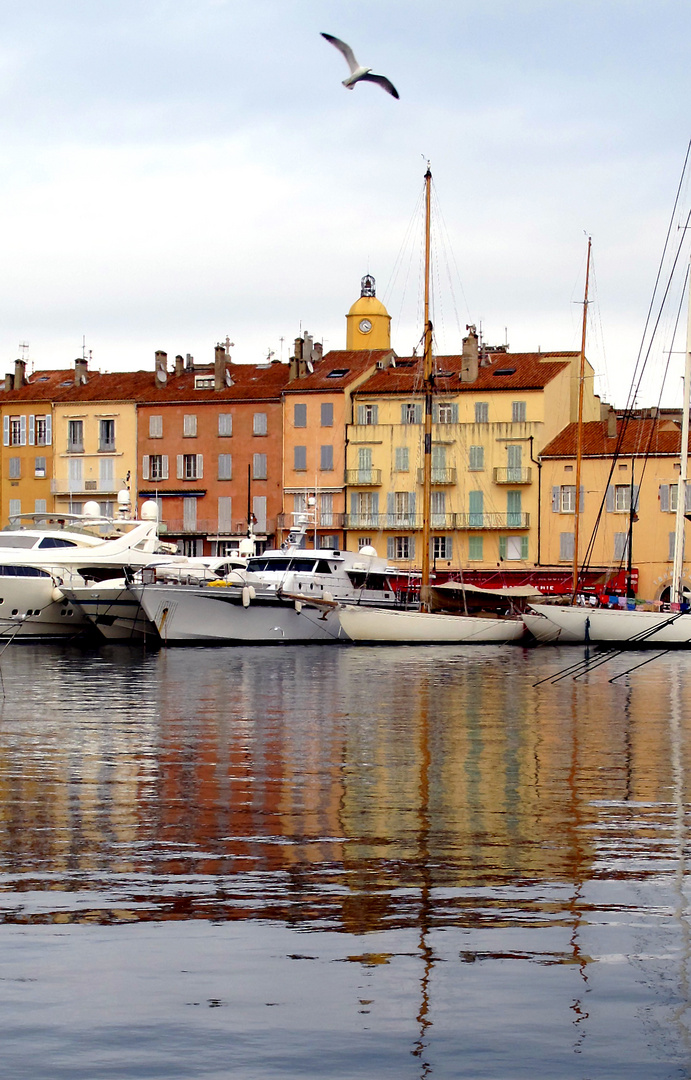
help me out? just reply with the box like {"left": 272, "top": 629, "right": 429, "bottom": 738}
{"left": 351, "top": 491, "right": 378, "bottom": 527}
{"left": 401, "top": 403, "right": 421, "bottom": 424}
{"left": 34, "top": 456, "right": 46, "bottom": 478}
{"left": 32, "top": 415, "right": 50, "bottom": 446}
{"left": 507, "top": 490, "right": 522, "bottom": 527}
{"left": 218, "top": 413, "right": 233, "bottom": 437}
{"left": 294, "top": 403, "right": 307, "bottom": 427}
{"left": 394, "top": 447, "right": 409, "bottom": 472}
{"left": 293, "top": 493, "right": 307, "bottom": 515}
{"left": 394, "top": 491, "right": 414, "bottom": 524}
{"left": 8, "top": 457, "right": 20, "bottom": 479}
{"left": 469, "top": 489, "right": 484, "bottom": 526}
{"left": 433, "top": 536, "right": 452, "bottom": 560}
{"left": 500, "top": 535, "right": 528, "bottom": 560}
{"left": 512, "top": 401, "right": 526, "bottom": 423}
{"left": 358, "top": 404, "right": 378, "bottom": 425}
{"left": 183, "top": 497, "right": 197, "bottom": 532}
{"left": 357, "top": 447, "right": 373, "bottom": 481}
{"left": 218, "top": 496, "right": 233, "bottom": 532}
{"left": 8, "top": 499, "right": 20, "bottom": 522}
{"left": 614, "top": 532, "right": 629, "bottom": 561}
{"left": 432, "top": 445, "right": 447, "bottom": 481}
{"left": 387, "top": 535, "right": 414, "bottom": 560}
{"left": 68, "top": 458, "right": 82, "bottom": 491}
{"left": 358, "top": 537, "right": 372, "bottom": 549}
{"left": 180, "top": 453, "right": 201, "bottom": 480}
{"left": 320, "top": 445, "right": 334, "bottom": 471}
{"left": 253, "top": 453, "right": 267, "bottom": 480}
{"left": 7, "top": 416, "right": 25, "bottom": 447}
{"left": 431, "top": 490, "right": 446, "bottom": 527}
{"left": 321, "top": 402, "right": 333, "bottom": 427}
{"left": 320, "top": 493, "right": 333, "bottom": 527}
{"left": 468, "top": 535, "right": 483, "bottom": 560}
{"left": 475, "top": 402, "right": 488, "bottom": 424}
{"left": 560, "top": 486, "right": 576, "bottom": 513}
{"left": 615, "top": 485, "right": 630, "bottom": 512}
{"left": 294, "top": 446, "right": 307, "bottom": 471}
{"left": 506, "top": 444, "right": 522, "bottom": 481}
{"left": 252, "top": 495, "right": 267, "bottom": 532}
{"left": 218, "top": 454, "right": 232, "bottom": 480}
{"left": 149, "top": 415, "right": 163, "bottom": 438}
{"left": 67, "top": 420, "right": 83, "bottom": 452}
{"left": 435, "top": 402, "right": 457, "bottom": 424}
{"left": 559, "top": 532, "right": 575, "bottom": 561}
{"left": 183, "top": 414, "right": 198, "bottom": 437}
{"left": 253, "top": 412, "right": 268, "bottom": 436}
{"left": 34, "top": 499, "right": 47, "bottom": 515}
{"left": 99, "top": 419, "right": 115, "bottom": 452}
{"left": 150, "top": 455, "right": 168, "bottom": 481}
{"left": 468, "top": 446, "right": 484, "bottom": 471}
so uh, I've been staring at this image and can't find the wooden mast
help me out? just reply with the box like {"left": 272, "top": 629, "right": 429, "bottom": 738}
{"left": 672, "top": 254, "right": 691, "bottom": 605}
{"left": 420, "top": 165, "right": 434, "bottom": 612}
{"left": 572, "top": 236, "right": 591, "bottom": 599}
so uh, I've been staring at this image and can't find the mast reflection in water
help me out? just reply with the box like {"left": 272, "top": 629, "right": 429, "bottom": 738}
{"left": 0, "top": 643, "right": 689, "bottom": 1079}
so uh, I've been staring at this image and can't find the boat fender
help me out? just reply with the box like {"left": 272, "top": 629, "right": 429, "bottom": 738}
{"left": 242, "top": 586, "right": 251, "bottom": 608}
{"left": 323, "top": 591, "right": 333, "bottom": 602}
{"left": 51, "top": 586, "right": 65, "bottom": 602}
{"left": 248, "top": 586, "right": 256, "bottom": 600}
{"left": 294, "top": 600, "right": 303, "bottom": 613}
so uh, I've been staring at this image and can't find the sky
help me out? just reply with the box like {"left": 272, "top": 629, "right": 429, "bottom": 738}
{"left": 2, "top": 0, "right": 691, "bottom": 406}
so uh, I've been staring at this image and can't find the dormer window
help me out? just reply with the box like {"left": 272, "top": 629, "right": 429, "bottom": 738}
{"left": 194, "top": 375, "right": 214, "bottom": 390}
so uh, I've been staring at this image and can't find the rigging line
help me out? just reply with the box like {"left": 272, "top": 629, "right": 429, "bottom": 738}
{"left": 609, "top": 649, "right": 673, "bottom": 683}
{"left": 431, "top": 185, "right": 469, "bottom": 347}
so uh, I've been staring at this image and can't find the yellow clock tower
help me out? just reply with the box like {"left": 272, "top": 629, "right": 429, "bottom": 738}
{"left": 346, "top": 274, "right": 391, "bottom": 351}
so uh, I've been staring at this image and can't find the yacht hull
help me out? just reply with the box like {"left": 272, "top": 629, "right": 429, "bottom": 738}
{"left": 61, "top": 584, "right": 153, "bottom": 641}
{"left": 338, "top": 606, "right": 526, "bottom": 644}
{"left": 526, "top": 603, "right": 691, "bottom": 646}
{"left": 132, "top": 584, "right": 347, "bottom": 644}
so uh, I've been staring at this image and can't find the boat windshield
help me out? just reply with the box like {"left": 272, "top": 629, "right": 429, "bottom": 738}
{"left": 0, "top": 536, "right": 42, "bottom": 549}
{"left": 0, "top": 565, "right": 52, "bottom": 577}
{"left": 247, "top": 557, "right": 320, "bottom": 574}
{"left": 37, "top": 537, "right": 79, "bottom": 548}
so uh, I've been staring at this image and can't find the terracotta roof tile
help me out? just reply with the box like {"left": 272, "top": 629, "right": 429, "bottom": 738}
{"left": 353, "top": 351, "right": 574, "bottom": 395}
{"left": 282, "top": 350, "right": 394, "bottom": 394}
{"left": 541, "top": 418, "right": 683, "bottom": 457}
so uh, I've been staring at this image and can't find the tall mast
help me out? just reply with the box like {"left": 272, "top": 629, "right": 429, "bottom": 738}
{"left": 572, "top": 236, "right": 591, "bottom": 599}
{"left": 420, "top": 165, "right": 434, "bottom": 612}
{"left": 672, "top": 255, "right": 691, "bottom": 605}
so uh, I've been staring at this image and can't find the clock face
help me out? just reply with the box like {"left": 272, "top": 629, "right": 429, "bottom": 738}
{"left": 359, "top": 318, "right": 372, "bottom": 334}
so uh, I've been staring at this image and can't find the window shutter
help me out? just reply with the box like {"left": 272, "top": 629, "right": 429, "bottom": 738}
{"left": 521, "top": 536, "right": 529, "bottom": 559}
{"left": 432, "top": 403, "right": 439, "bottom": 423}
{"left": 409, "top": 491, "right": 416, "bottom": 522}
{"left": 3, "top": 416, "right": 8, "bottom": 446}
{"left": 660, "top": 483, "right": 670, "bottom": 512}
{"left": 19, "top": 416, "right": 26, "bottom": 445}
{"left": 387, "top": 492, "right": 394, "bottom": 525}
{"left": 579, "top": 485, "right": 585, "bottom": 513}
{"left": 142, "top": 455, "right": 150, "bottom": 481}
{"left": 552, "top": 486, "right": 560, "bottom": 513}
{"left": 414, "top": 404, "right": 422, "bottom": 424}
{"left": 371, "top": 492, "right": 379, "bottom": 517}
{"left": 387, "top": 537, "right": 395, "bottom": 560}
{"left": 350, "top": 493, "right": 358, "bottom": 517}
{"left": 177, "top": 454, "right": 183, "bottom": 480}
{"left": 450, "top": 404, "right": 459, "bottom": 423}
{"left": 196, "top": 454, "right": 203, "bottom": 479}
{"left": 371, "top": 404, "right": 379, "bottom": 425}
{"left": 606, "top": 485, "right": 614, "bottom": 512}
{"left": 45, "top": 414, "right": 52, "bottom": 446}
{"left": 29, "top": 415, "right": 35, "bottom": 445}
{"left": 685, "top": 484, "right": 691, "bottom": 513}
{"left": 409, "top": 536, "right": 416, "bottom": 561}
{"left": 357, "top": 405, "right": 366, "bottom": 425}
{"left": 218, "top": 496, "right": 233, "bottom": 532}
{"left": 161, "top": 455, "right": 169, "bottom": 480}
{"left": 670, "top": 532, "right": 677, "bottom": 560}
{"left": 499, "top": 536, "right": 507, "bottom": 560}
{"left": 560, "top": 532, "right": 575, "bottom": 561}
{"left": 400, "top": 403, "right": 408, "bottom": 424}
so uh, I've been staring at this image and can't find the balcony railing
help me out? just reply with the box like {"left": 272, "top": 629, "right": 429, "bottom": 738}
{"left": 99, "top": 441, "right": 116, "bottom": 453}
{"left": 163, "top": 518, "right": 275, "bottom": 536}
{"left": 493, "top": 467, "right": 533, "bottom": 484}
{"left": 416, "top": 468, "right": 457, "bottom": 485}
{"left": 345, "top": 469, "right": 382, "bottom": 486}
{"left": 277, "top": 513, "right": 346, "bottom": 531}
{"left": 51, "top": 478, "right": 124, "bottom": 495}
{"left": 456, "top": 512, "right": 530, "bottom": 530}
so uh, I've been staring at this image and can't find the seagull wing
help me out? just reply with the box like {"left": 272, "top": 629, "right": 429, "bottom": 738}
{"left": 359, "top": 72, "right": 400, "bottom": 99}
{"left": 321, "top": 33, "right": 359, "bottom": 74}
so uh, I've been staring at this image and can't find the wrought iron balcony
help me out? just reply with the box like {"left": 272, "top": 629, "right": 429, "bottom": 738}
{"left": 345, "top": 469, "right": 382, "bottom": 486}
{"left": 277, "top": 513, "right": 346, "bottom": 530}
{"left": 455, "top": 512, "right": 530, "bottom": 530}
{"left": 416, "top": 468, "right": 457, "bottom": 485}
{"left": 51, "top": 477, "right": 123, "bottom": 495}
{"left": 493, "top": 467, "right": 533, "bottom": 484}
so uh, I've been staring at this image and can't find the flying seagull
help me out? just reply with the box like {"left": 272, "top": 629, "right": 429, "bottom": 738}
{"left": 321, "top": 33, "right": 399, "bottom": 99}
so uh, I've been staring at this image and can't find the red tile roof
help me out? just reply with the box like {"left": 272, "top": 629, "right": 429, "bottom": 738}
{"left": 541, "top": 418, "right": 683, "bottom": 458}
{"left": 282, "top": 350, "right": 394, "bottom": 394}
{"left": 0, "top": 362, "right": 291, "bottom": 404}
{"left": 353, "top": 351, "right": 574, "bottom": 395}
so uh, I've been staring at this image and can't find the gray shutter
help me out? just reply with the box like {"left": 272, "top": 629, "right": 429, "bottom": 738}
{"left": 660, "top": 483, "right": 670, "bottom": 512}
{"left": 409, "top": 491, "right": 416, "bottom": 524}
{"left": 3, "top": 416, "right": 9, "bottom": 446}
{"left": 387, "top": 492, "right": 394, "bottom": 526}
{"left": 432, "top": 403, "right": 439, "bottom": 423}
{"left": 414, "top": 404, "right": 422, "bottom": 424}
{"left": 371, "top": 404, "right": 378, "bottom": 425}
{"left": 685, "top": 484, "right": 691, "bottom": 513}
{"left": 45, "top": 414, "right": 52, "bottom": 446}
{"left": 142, "top": 455, "right": 150, "bottom": 481}
{"left": 409, "top": 536, "right": 416, "bottom": 561}
{"left": 19, "top": 416, "right": 26, "bottom": 445}
{"left": 401, "top": 404, "right": 408, "bottom": 424}
{"left": 29, "top": 415, "right": 35, "bottom": 445}
{"left": 350, "top": 493, "right": 358, "bottom": 517}
{"left": 357, "top": 405, "right": 366, "bottom": 424}
{"left": 579, "top": 485, "right": 585, "bottom": 513}
{"left": 162, "top": 455, "right": 169, "bottom": 480}
{"left": 632, "top": 484, "right": 640, "bottom": 512}
{"left": 552, "top": 486, "right": 560, "bottom": 513}
{"left": 450, "top": 404, "right": 459, "bottom": 423}
{"left": 387, "top": 537, "right": 395, "bottom": 559}
{"left": 371, "top": 493, "right": 379, "bottom": 517}
{"left": 196, "top": 454, "right": 203, "bottom": 479}
{"left": 177, "top": 454, "right": 183, "bottom": 480}
{"left": 606, "top": 485, "right": 614, "bottom": 512}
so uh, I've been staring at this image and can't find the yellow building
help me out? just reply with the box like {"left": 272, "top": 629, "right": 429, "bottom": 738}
{"left": 0, "top": 361, "right": 54, "bottom": 524}
{"left": 539, "top": 409, "right": 690, "bottom": 601}
{"left": 346, "top": 328, "right": 601, "bottom": 572}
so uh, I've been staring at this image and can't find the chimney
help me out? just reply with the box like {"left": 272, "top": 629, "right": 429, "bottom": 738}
{"left": 4, "top": 373, "right": 13, "bottom": 392}
{"left": 185, "top": 353, "right": 194, "bottom": 372}
{"left": 214, "top": 344, "right": 227, "bottom": 391}
{"left": 607, "top": 405, "right": 617, "bottom": 439}
{"left": 460, "top": 325, "right": 479, "bottom": 383}
{"left": 289, "top": 357, "right": 299, "bottom": 382}
{"left": 74, "top": 358, "right": 88, "bottom": 385}
{"left": 293, "top": 337, "right": 303, "bottom": 361}
{"left": 313, "top": 341, "right": 323, "bottom": 363}
{"left": 14, "top": 359, "right": 26, "bottom": 388}
{"left": 154, "top": 350, "right": 168, "bottom": 388}
{"left": 175, "top": 354, "right": 184, "bottom": 378}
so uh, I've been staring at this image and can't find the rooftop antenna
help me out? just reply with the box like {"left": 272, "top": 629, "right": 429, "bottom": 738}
{"left": 19, "top": 341, "right": 29, "bottom": 361}
{"left": 279, "top": 336, "right": 285, "bottom": 362}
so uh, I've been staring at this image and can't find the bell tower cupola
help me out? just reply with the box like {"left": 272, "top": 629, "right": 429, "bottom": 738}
{"left": 346, "top": 274, "right": 391, "bottom": 350}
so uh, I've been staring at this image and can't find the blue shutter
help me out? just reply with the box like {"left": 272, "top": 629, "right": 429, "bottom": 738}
{"left": 499, "top": 536, "right": 507, "bottom": 560}
{"left": 552, "top": 486, "right": 560, "bottom": 513}
{"left": 432, "top": 403, "right": 439, "bottom": 423}
{"left": 409, "top": 491, "right": 416, "bottom": 526}
{"left": 660, "top": 484, "right": 670, "bottom": 512}
{"left": 387, "top": 492, "right": 394, "bottom": 526}
{"left": 606, "top": 486, "right": 615, "bottom": 512}
{"left": 521, "top": 536, "right": 529, "bottom": 559}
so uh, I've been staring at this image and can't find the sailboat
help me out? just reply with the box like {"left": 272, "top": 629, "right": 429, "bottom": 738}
{"left": 338, "top": 167, "right": 532, "bottom": 645}
{"left": 526, "top": 251, "right": 691, "bottom": 647}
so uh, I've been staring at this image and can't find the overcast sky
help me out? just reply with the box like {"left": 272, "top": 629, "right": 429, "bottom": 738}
{"left": 2, "top": 0, "right": 691, "bottom": 406}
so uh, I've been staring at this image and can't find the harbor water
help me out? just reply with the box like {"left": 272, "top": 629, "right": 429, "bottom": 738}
{"left": 0, "top": 641, "right": 690, "bottom": 1078}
